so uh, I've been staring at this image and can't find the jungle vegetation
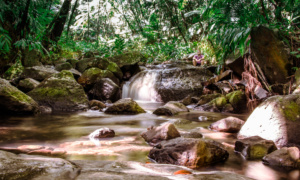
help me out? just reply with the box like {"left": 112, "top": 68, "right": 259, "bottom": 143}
{"left": 0, "top": 0, "right": 300, "bottom": 73}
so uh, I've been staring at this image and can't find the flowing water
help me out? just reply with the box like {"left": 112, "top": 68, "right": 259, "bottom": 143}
{"left": 1, "top": 68, "right": 299, "bottom": 179}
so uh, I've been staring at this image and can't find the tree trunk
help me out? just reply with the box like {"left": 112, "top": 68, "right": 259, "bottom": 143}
{"left": 45, "top": 0, "right": 72, "bottom": 44}
{"left": 17, "top": 0, "right": 31, "bottom": 39}
{"left": 66, "top": 0, "right": 79, "bottom": 40}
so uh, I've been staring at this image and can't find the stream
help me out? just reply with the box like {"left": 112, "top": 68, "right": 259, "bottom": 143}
{"left": 0, "top": 102, "right": 299, "bottom": 180}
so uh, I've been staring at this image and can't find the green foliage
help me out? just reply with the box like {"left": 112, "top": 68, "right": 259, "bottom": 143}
{"left": 0, "top": 27, "right": 11, "bottom": 54}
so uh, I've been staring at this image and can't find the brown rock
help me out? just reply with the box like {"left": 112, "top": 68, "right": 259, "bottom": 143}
{"left": 141, "top": 123, "right": 180, "bottom": 145}
{"left": 263, "top": 147, "right": 300, "bottom": 169}
{"left": 104, "top": 98, "right": 145, "bottom": 114}
{"left": 89, "top": 128, "right": 115, "bottom": 138}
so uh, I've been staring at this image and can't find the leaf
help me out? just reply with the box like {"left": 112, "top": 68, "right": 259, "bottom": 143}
{"left": 291, "top": 51, "right": 299, "bottom": 55}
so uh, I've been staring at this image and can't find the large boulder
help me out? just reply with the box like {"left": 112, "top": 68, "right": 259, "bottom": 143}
{"left": 28, "top": 70, "right": 89, "bottom": 112}
{"left": 153, "top": 101, "right": 189, "bottom": 116}
{"left": 235, "top": 136, "right": 277, "bottom": 160}
{"left": 149, "top": 138, "right": 229, "bottom": 168}
{"left": 225, "top": 91, "right": 247, "bottom": 113}
{"left": 141, "top": 123, "right": 181, "bottom": 145}
{"left": 104, "top": 98, "right": 145, "bottom": 114}
{"left": 107, "top": 51, "right": 145, "bottom": 68}
{"left": 0, "top": 78, "right": 39, "bottom": 115}
{"left": 262, "top": 147, "right": 300, "bottom": 169}
{"left": 76, "top": 58, "right": 94, "bottom": 73}
{"left": 55, "top": 62, "right": 72, "bottom": 71}
{"left": 88, "top": 78, "right": 120, "bottom": 102}
{"left": 251, "top": 26, "right": 291, "bottom": 84}
{"left": 92, "top": 58, "right": 123, "bottom": 79}
{"left": 124, "top": 64, "right": 213, "bottom": 102}
{"left": 238, "top": 94, "right": 300, "bottom": 147}
{"left": 21, "top": 66, "right": 59, "bottom": 81}
{"left": 0, "top": 150, "right": 79, "bottom": 180}
{"left": 209, "top": 116, "right": 245, "bottom": 133}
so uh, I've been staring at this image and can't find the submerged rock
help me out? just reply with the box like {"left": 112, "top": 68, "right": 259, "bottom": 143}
{"left": 235, "top": 136, "right": 277, "bottom": 160}
{"left": 238, "top": 94, "right": 300, "bottom": 147}
{"left": 153, "top": 101, "right": 189, "bottom": 116}
{"left": 262, "top": 147, "right": 300, "bottom": 169}
{"left": 104, "top": 98, "right": 145, "bottom": 114}
{"left": 209, "top": 116, "right": 245, "bottom": 133}
{"left": 89, "top": 100, "right": 106, "bottom": 110}
{"left": 0, "top": 150, "right": 79, "bottom": 180}
{"left": 28, "top": 70, "right": 89, "bottom": 112}
{"left": 141, "top": 123, "right": 181, "bottom": 145}
{"left": 0, "top": 78, "right": 39, "bottom": 115}
{"left": 149, "top": 137, "right": 229, "bottom": 168}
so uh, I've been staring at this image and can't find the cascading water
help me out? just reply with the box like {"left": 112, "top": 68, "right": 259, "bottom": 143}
{"left": 122, "top": 70, "right": 161, "bottom": 102}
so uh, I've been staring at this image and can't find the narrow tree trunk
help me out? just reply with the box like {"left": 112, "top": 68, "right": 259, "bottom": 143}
{"left": 45, "top": 0, "right": 72, "bottom": 44}
{"left": 66, "top": 0, "right": 79, "bottom": 40}
{"left": 18, "top": 0, "right": 31, "bottom": 39}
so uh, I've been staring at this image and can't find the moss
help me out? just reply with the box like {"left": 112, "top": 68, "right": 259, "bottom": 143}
{"left": 2, "top": 86, "right": 34, "bottom": 104}
{"left": 214, "top": 96, "right": 227, "bottom": 108}
{"left": 282, "top": 101, "right": 300, "bottom": 121}
{"left": 107, "top": 62, "right": 123, "bottom": 79}
{"left": 54, "top": 70, "right": 75, "bottom": 79}
{"left": 226, "top": 91, "right": 244, "bottom": 106}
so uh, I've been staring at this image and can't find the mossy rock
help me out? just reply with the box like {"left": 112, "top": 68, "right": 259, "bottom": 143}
{"left": 107, "top": 51, "right": 146, "bottom": 68}
{"left": 0, "top": 78, "right": 39, "bottom": 115}
{"left": 18, "top": 78, "right": 40, "bottom": 93}
{"left": 104, "top": 98, "right": 145, "bottom": 114}
{"left": 28, "top": 70, "right": 89, "bottom": 112}
{"left": 76, "top": 58, "right": 94, "bottom": 73}
{"left": 214, "top": 96, "right": 227, "bottom": 108}
{"left": 21, "top": 66, "right": 59, "bottom": 81}
{"left": 55, "top": 62, "right": 72, "bottom": 71}
{"left": 196, "top": 93, "right": 222, "bottom": 106}
{"left": 107, "top": 62, "right": 123, "bottom": 79}
{"left": 78, "top": 67, "right": 119, "bottom": 88}
{"left": 92, "top": 58, "right": 111, "bottom": 70}
{"left": 225, "top": 91, "right": 247, "bottom": 112}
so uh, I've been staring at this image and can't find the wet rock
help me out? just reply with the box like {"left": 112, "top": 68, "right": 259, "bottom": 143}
{"left": 88, "top": 78, "right": 120, "bottom": 102}
{"left": 174, "top": 118, "right": 192, "bottom": 125}
{"left": 222, "top": 103, "right": 234, "bottom": 113}
{"left": 181, "top": 130, "right": 203, "bottom": 139}
{"left": 251, "top": 26, "right": 291, "bottom": 84}
{"left": 262, "top": 147, "right": 300, "bottom": 169}
{"left": 55, "top": 62, "right": 72, "bottom": 71}
{"left": 209, "top": 116, "right": 245, "bottom": 133}
{"left": 89, "top": 128, "right": 115, "bottom": 138}
{"left": 238, "top": 94, "right": 300, "bottom": 147}
{"left": 18, "top": 78, "right": 40, "bottom": 92}
{"left": 28, "top": 70, "right": 89, "bottom": 112}
{"left": 141, "top": 123, "right": 180, "bottom": 145}
{"left": 0, "top": 150, "right": 79, "bottom": 180}
{"left": 104, "top": 98, "right": 145, "bottom": 114}
{"left": 225, "top": 90, "right": 247, "bottom": 113}
{"left": 235, "top": 136, "right": 277, "bottom": 160}
{"left": 153, "top": 101, "right": 189, "bottom": 116}
{"left": 21, "top": 66, "right": 59, "bottom": 81}
{"left": 39, "top": 105, "right": 52, "bottom": 114}
{"left": 0, "top": 78, "right": 39, "bottom": 115}
{"left": 149, "top": 137, "right": 229, "bottom": 168}
{"left": 195, "top": 96, "right": 227, "bottom": 112}
{"left": 78, "top": 68, "right": 119, "bottom": 89}
{"left": 89, "top": 100, "right": 106, "bottom": 110}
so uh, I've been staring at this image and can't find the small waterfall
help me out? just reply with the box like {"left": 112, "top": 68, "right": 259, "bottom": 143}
{"left": 122, "top": 70, "right": 160, "bottom": 102}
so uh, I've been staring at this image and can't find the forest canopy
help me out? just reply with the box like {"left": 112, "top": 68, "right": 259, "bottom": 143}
{"left": 0, "top": 0, "right": 299, "bottom": 72}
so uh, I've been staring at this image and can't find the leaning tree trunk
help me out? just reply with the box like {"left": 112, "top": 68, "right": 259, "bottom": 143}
{"left": 66, "top": 0, "right": 79, "bottom": 40}
{"left": 45, "top": 0, "right": 72, "bottom": 44}
{"left": 17, "top": 0, "right": 31, "bottom": 39}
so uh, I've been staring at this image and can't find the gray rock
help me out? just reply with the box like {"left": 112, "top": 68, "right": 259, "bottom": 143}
{"left": 238, "top": 94, "right": 300, "bottom": 147}
{"left": 21, "top": 66, "right": 58, "bottom": 81}
{"left": 141, "top": 123, "right": 181, "bottom": 145}
{"left": 209, "top": 116, "right": 245, "bottom": 133}
{"left": 235, "top": 136, "right": 277, "bottom": 160}
{"left": 55, "top": 62, "right": 72, "bottom": 71}
{"left": 262, "top": 147, "right": 300, "bottom": 169}
{"left": 149, "top": 137, "right": 229, "bottom": 168}
{"left": 0, "top": 150, "right": 79, "bottom": 180}
{"left": 0, "top": 78, "right": 39, "bottom": 115}
{"left": 28, "top": 70, "right": 89, "bottom": 112}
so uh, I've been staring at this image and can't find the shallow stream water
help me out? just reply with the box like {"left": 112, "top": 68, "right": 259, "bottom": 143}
{"left": 0, "top": 101, "right": 299, "bottom": 180}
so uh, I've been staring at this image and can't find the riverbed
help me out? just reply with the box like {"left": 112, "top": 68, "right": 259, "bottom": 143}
{"left": 0, "top": 101, "right": 298, "bottom": 180}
